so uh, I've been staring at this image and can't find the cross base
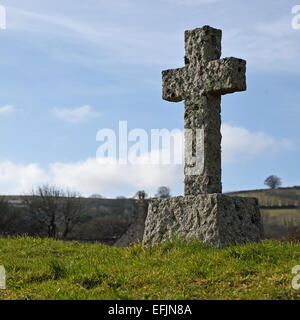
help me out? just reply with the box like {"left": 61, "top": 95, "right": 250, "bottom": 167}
{"left": 143, "top": 195, "right": 264, "bottom": 248}
{"left": 114, "top": 200, "right": 148, "bottom": 247}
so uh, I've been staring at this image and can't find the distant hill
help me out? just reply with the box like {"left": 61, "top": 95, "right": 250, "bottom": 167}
{"left": 227, "top": 186, "right": 300, "bottom": 208}
{"left": 1, "top": 196, "right": 136, "bottom": 243}
{"left": 2, "top": 195, "right": 135, "bottom": 222}
{"left": 2, "top": 188, "right": 300, "bottom": 240}
{"left": 227, "top": 187, "right": 300, "bottom": 239}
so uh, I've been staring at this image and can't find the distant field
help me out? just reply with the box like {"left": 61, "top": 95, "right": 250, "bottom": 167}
{"left": 227, "top": 187, "right": 300, "bottom": 207}
{"left": 261, "top": 209, "right": 300, "bottom": 239}
{"left": 0, "top": 237, "right": 300, "bottom": 300}
{"left": 227, "top": 188, "right": 300, "bottom": 239}
{"left": 2, "top": 187, "right": 300, "bottom": 241}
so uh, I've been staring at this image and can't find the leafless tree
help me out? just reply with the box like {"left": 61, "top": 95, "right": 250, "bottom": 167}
{"left": 133, "top": 190, "right": 148, "bottom": 200}
{"left": 60, "top": 191, "right": 86, "bottom": 239}
{"left": 0, "top": 197, "right": 18, "bottom": 234}
{"left": 23, "top": 185, "right": 62, "bottom": 238}
{"left": 23, "top": 185, "right": 85, "bottom": 239}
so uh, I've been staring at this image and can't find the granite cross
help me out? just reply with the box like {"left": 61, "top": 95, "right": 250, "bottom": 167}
{"left": 162, "top": 26, "right": 246, "bottom": 196}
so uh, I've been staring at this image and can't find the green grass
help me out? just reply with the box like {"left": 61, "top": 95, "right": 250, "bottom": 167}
{"left": 0, "top": 237, "right": 300, "bottom": 300}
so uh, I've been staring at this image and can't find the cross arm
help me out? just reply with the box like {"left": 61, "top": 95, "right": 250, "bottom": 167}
{"left": 206, "top": 57, "right": 246, "bottom": 95}
{"left": 162, "top": 67, "right": 186, "bottom": 102}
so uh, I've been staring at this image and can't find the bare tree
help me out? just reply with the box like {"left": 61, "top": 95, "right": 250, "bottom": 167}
{"left": 23, "top": 185, "right": 62, "bottom": 238}
{"left": 264, "top": 175, "right": 282, "bottom": 189}
{"left": 0, "top": 197, "right": 18, "bottom": 234}
{"left": 60, "top": 191, "right": 86, "bottom": 239}
{"left": 133, "top": 190, "right": 148, "bottom": 200}
{"left": 23, "top": 185, "right": 85, "bottom": 239}
{"left": 0, "top": 197, "right": 42, "bottom": 237}
{"left": 155, "top": 186, "right": 171, "bottom": 198}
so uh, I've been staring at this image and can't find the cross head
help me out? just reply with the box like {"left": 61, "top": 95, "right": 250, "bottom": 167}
{"left": 162, "top": 26, "right": 246, "bottom": 195}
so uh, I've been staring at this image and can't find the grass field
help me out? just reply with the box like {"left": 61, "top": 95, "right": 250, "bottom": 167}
{"left": 0, "top": 237, "right": 300, "bottom": 300}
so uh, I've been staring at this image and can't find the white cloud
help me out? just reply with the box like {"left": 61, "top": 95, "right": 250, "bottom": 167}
{"left": 163, "top": 0, "right": 219, "bottom": 6}
{"left": 52, "top": 105, "right": 100, "bottom": 123}
{"left": 0, "top": 157, "right": 182, "bottom": 197}
{"left": 0, "top": 124, "right": 295, "bottom": 196}
{"left": 0, "top": 105, "right": 18, "bottom": 115}
{"left": 221, "top": 124, "right": 295, "bottom": 162}
{"left": 0, "top": 161, "right": 48, "bottom": 194}
{"left": 50, "top": 157, "right": 182, "bottom": 196}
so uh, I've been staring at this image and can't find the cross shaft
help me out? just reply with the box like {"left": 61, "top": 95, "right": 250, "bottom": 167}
{"left": 162, "top": 26, "right": 246, "bottom": 195}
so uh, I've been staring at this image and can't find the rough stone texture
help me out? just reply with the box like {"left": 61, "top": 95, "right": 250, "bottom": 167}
{"left": 143, "top": 195, "right": 264, "bottom": 248}
{"left": 114, "top": 200, "right": 148, "bottom": 247}
{"left": 143, "top": 26, "right": 264, "bottom": 247}
{"left": 162, "top": 26, "right": 246, "bottom": 196}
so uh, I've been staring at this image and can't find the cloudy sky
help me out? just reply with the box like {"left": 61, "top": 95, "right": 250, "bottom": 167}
{"left": 0, "top": 0, "right": 299, "bottom": 197}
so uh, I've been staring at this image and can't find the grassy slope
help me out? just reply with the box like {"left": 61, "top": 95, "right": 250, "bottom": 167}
{"left": 0, "top": 237, "right": 300, "bottom": 300}
{"left": 227, "top": 187, "right": 300, "bottom": 207}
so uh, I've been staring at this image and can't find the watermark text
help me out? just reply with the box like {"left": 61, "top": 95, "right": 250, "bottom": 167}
{"left": 292, "top": 265, "right": 300, "bottom": 290}
{"left": 292, "top": 5, "right": 300, "bottom": 30}
{"left": 0, "top": 265, "right": 5, "bottom": 289}
{"left": 0, "top": 5, "right": 6, "bottom": 30}
{"left": 96, "top": 121, "right": 204, "bottom": 175}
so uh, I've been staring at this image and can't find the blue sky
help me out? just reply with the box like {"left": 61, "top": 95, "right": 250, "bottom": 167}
{"left": 0, "top": 0, "right": 299, "bottom": 197}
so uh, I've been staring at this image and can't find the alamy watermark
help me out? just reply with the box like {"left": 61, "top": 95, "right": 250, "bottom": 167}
{"left": 292, "top": 265, "right": 300, "bottom": 290}
{"left": 96, "top": 121, "right": 205, "bottom": 175}
{"left": 0, "top": 5, "right": 6, "bottom": 30}
{"left": 292, "top": 5, "right": 300, "bottom": 30}
{"left": 0, "top": 265, "right": 5, "bottom": 290}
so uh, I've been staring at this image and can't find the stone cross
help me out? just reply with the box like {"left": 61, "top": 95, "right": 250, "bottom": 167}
{"left": 162, "top": 26, "right": 246, "bottom": 196}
